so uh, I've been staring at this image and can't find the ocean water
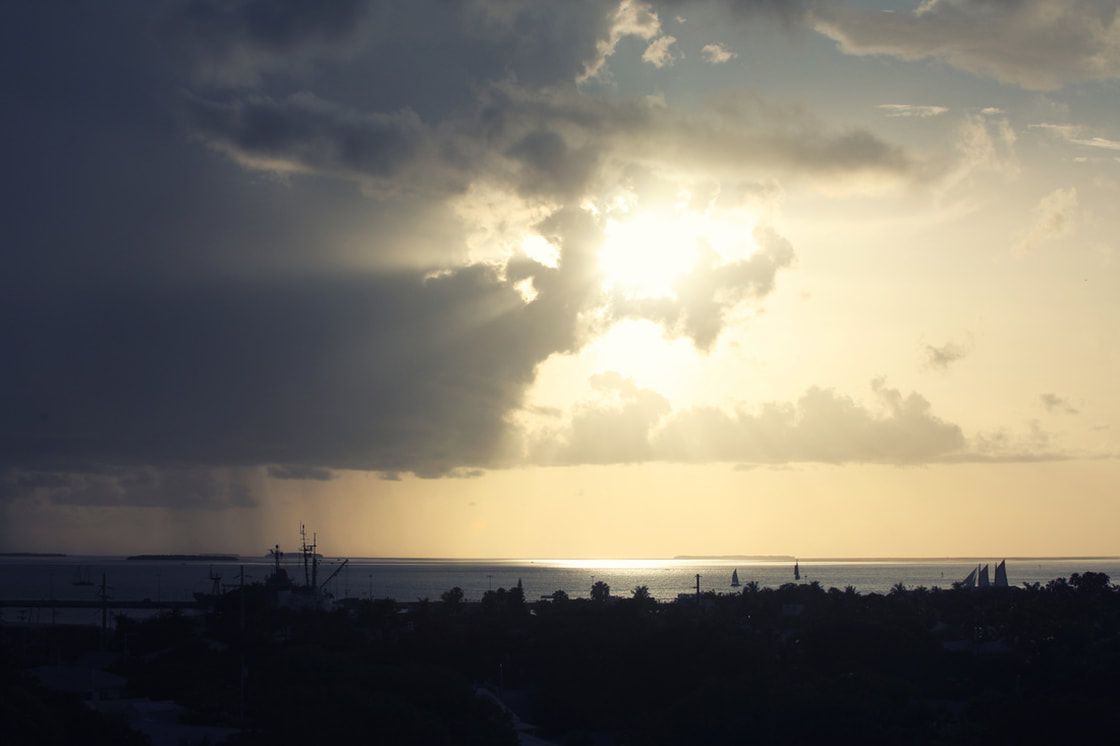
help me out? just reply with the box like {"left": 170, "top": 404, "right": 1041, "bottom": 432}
{"left": 3, "top": 555, "right": 1119, "bottom": 626}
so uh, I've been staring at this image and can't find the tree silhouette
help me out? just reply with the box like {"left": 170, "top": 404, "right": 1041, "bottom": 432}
{"left": 440, "top": 586, "right": 464, "bottom": 608}
{"left": 591, "top": 580, "right": 611, "bottom": 602}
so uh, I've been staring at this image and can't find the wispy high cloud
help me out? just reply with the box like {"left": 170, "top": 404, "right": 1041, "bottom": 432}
{"left": 1013, "top": 187, "right": 1081, "bottom": 254}
{"left": 812, "top": 0, "right": 1120, "bottom": 90}
{"left": 1040, "top": 393, "right": 1080, "bottom": 415}
{"left": 878, "top": 104, "right": 949, "bottom": 118}
{"left": 1030, "top": 123, "right": 1120, "bottom": 151}
{"left": 921, "top": 337, "right": 972, "bottom": 370}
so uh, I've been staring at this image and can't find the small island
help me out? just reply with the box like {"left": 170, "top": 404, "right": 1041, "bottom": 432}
{"left": 673, "top": 554, "right": 796, "bottom": 561}
{"left": 126, "top": 554, "right": 239, "bottom": 562}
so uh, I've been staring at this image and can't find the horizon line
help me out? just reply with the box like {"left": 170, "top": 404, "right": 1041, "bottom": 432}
{"left": 11, "top": 553, "right": 1120, "bottom": 563}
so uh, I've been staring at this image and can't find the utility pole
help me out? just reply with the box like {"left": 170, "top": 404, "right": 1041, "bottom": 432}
{"left": 239, "top": 565, "right": 246, "bottom": 721}
{"left": 100, "top": 573, "right": 108, "bottom": 632}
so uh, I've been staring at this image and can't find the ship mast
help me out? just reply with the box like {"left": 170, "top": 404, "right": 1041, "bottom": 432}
{"left": 300, "top": 523, "right": 318, "bottom": 591}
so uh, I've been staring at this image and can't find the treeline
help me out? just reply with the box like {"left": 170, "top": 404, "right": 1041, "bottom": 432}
{"left": 5, "top": 573, "right": 1118, "bottom": 745}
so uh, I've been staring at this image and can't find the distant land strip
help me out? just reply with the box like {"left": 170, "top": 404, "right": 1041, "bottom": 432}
{"left": 674, "top": 555, "right": 796, "bottom": 561}
{"left": 126, "top": 554, "right": 239, "bottom": 561}
{"left": 0, "top": 552, "right": 66, "bottom": 557}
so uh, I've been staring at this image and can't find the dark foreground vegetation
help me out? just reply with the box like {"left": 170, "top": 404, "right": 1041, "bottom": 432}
{"left": 3, "top": 573, "right": 1119, "bottom": 745}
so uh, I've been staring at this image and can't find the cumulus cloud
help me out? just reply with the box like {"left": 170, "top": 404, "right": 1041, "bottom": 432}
{"left": 643, "top": 35, "right": 679, "bottom": 67}
{"left": 1013, "top": 187, "right": 1080, "bottom": 254}
{"left": 811, "top": 0, "right": 1120, "bottom": 90}
{"left": 534, "top": 377, "right": 971, "bottom": 466}
{"left": 701, "top": 43, "right": 737, "bottom": 64}
{"left": 580, "top": 0, "right": 664, "bottom": 81}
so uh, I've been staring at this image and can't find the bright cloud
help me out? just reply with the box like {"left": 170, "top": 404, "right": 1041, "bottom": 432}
{"left": 877, "top": 104, "right": 949, "bottom": 118}
{"left": 701, "top": 43, "right": 737, "bottom": 64}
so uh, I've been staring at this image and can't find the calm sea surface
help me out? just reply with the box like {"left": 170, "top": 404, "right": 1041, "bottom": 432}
{"left": 3, "top": 556, "right": 1119, "bottom": 625}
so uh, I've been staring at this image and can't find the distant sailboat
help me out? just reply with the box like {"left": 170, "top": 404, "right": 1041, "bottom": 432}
{"left": 794, "top": 561, "right": 800, "bottom": 581}
{"left": 978, "top": 564, "right": 990, "bottom": 588}
{"left": 960, "top": 566, "right": 977, "bottom": 589}
{"left": 993, "top": 560, "right": 1008, "bottom": 588}
{"left": 731, "top": 569, "right": 741, "bottom": 587}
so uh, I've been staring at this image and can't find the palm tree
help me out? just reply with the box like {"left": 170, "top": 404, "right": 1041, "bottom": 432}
{"left": 590, "top": 580, "right": 611, "bottom": 602}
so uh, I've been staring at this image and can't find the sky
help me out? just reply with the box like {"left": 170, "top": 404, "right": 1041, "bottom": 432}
{"left": 2, "top": 0, "right": 1119, "bottom": 559}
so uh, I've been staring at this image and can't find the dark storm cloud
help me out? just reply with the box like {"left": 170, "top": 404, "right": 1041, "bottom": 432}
{"left": 654, "top": 0, "right": 820, "bottom": 24}
{"left": 466, "top": 85, "right": 919, "bottom": 188}
{"left": 506, "top": 130, "right": 600, "bottom": 200}
{"left": 175, "top": 0, "right": 370, "bottom": 51}
{"left": 0, "top": 467, "right": 254, "bottom": 510}
{"left": 0, "top": 0, "right": 934, "bottom": 506}
{"left": 267, "top": 465, "right": 337, "bottom": 482}
{"left": 0, "top": 264, "right": 583, "bottom": 480}
{"left": 185, "top": 92, "right": 467, "bottom": 192}
{"left": 165, "top": 0, "right": 374, "bottom": 86}
{"left": 188, "top": 80, "right": 919, "bottom": 208}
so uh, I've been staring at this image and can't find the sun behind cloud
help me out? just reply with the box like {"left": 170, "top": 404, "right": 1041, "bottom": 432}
{"left": 597, "top": 203, "right": 761, "bottom": 300}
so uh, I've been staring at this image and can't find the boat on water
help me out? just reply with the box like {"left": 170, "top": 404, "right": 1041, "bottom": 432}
{"left": 958, "top": 560, "right": 1009, "bottom": 589}
{"left": 994, "top": 559, "right": 1008, "bottom": 587}
{"left": 72, "top": 566, "right": 94, "bottom": 586}
{"left": 794, "top": 561, "right": 800, "bottom": 581}
{"left": 730, "top": 569, "right": 741, "bottom": 587}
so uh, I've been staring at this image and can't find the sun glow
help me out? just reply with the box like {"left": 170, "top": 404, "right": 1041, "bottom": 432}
{"left": 599, "top": 211, "right": 700, "bottom": 298}
{"left": 597, "top": 207, "right": 760, "bottom": 299}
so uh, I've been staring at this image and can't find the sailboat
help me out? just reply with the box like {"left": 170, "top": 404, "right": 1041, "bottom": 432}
{"left": 959, "top": 566, "right": 977, "bottom": 589}
{"left": 730, "top": 569, "right": 741, "bottom": 587}
{"left": 993, "top": 560, "right": 1008, "bottom": 588}
{"left": 72, "top": 566, "right": 94, "bottom": 586}
{"left": 794, "top": 561, "right": 800, "bottom": 581}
